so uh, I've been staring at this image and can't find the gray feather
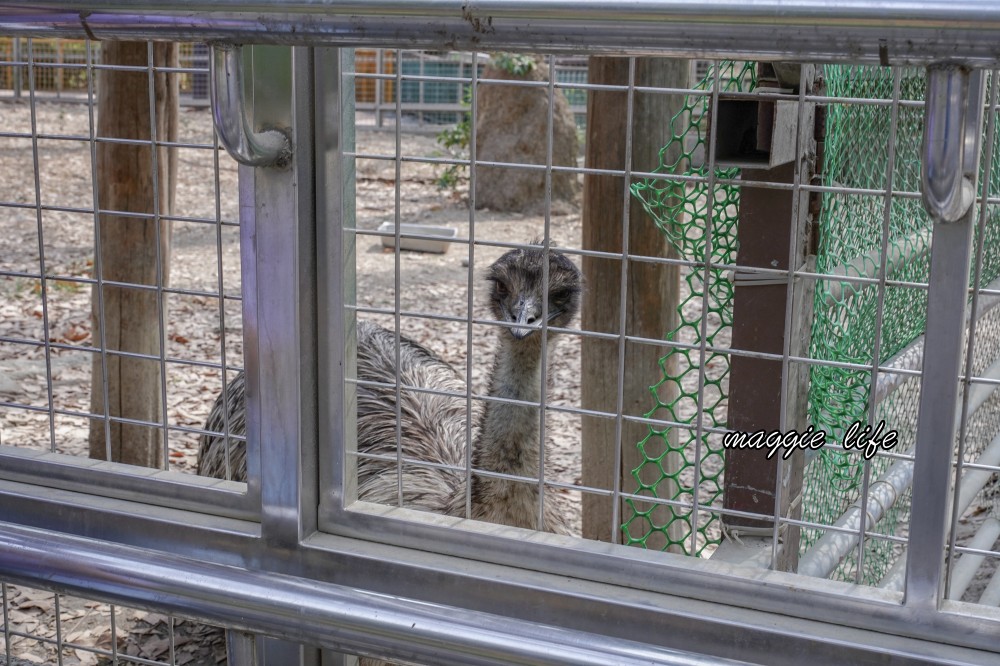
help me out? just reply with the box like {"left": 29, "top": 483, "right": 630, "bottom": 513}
{"left": 197, "top": 247, "right": 581, "bottom": 537}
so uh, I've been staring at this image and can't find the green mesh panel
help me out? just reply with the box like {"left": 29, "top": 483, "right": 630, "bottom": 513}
{"left": 805, "top": 67, "right": 1000, "bottom": 584}
{"left": 802, "top": 66, "right": 929, "bottom": 584}
{"left": 625, "top": 61, "right": 755, "bottom": 555}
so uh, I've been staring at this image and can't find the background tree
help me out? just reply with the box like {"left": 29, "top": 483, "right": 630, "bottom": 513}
{"left": 88, "top": 42, "right": 178, "bottom": 467}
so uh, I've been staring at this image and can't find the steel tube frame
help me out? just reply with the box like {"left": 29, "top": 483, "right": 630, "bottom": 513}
{"left": 801, "top": 428, "right": 1000, "bottom": 583}
{"left": 0, "top": 523, "right": 749, "bottom": 666}
{"left": 211, "top": 44, "right": 291, "bottom": 168}
{"left": 906, "top": 66, "right": 987, "bottom": 611}
{"left": 2, "top": 510, "right": 999, "bottom": 665}
{"left": 798, "top": 457, "right": 914, "bottom": 580}
{"left": 2, "top": 1, "right": 1000, "bottom": 66}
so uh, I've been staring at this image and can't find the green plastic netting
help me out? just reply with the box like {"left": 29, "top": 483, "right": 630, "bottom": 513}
{"left": 805, "top": 66, "right": 1000, "bottom": 583}
{"left": 798, "top": 66, "right": 927, "bottom": 583}
{"left": 623, "top": 60, "right": 754, "bottom": 555}
{"left": 627, "top": 62, "right": 1000, "bottom": 580}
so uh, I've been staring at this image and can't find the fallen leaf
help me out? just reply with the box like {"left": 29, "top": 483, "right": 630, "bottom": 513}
{"left": 141, "top": 636, "right": 172, "bottom": 658}
{"left": 75, "top": 649, "right": 100, "bottom": 666}
{"left": 143, "top": 612, "right": 169, "bottom": 625}
{"left": 13, "top": 589, "right": 54, "bottom": 612}
{"left": 63, "top": 324, "right": 89, "bottom": 342}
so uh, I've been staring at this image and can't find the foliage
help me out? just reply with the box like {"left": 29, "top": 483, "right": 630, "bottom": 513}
{"left": 491, "top": 52, "right": 536, "bottom": 77}
{"left": 435, "top": 87, "right": 472, "bottom": 189}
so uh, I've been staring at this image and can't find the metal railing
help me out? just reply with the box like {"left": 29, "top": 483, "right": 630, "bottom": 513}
{"left": 2, "top": 1, "right": 1000, "bottom": 65}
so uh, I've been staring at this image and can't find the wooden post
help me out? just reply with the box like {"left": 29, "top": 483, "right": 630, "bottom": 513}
{"left": 88, "top": 42, "right": 178, "bottom": 467}
{"left": 581, "top": 57, "right": 686, "bottom": 544}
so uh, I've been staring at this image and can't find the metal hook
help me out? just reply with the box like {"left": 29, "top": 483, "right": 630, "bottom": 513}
{"left": 210, "top": 44, "right": 291, "bottom": 168}
{"left": 920, "top": 65, "right": 985, "bottom": 223}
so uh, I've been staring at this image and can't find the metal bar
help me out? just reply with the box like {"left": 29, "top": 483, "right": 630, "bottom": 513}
{"left": 53, "top": 591, "right": 63, "bottom": 666}
{"left": 391, "top": 48, "right": 403, "bottom": 508}
{"left": 242, "top": 45, "right": 319, "bottom": 545}
{"left": 609, "top": 57, "right": 638, "bottom": 544}
{"left": 945, "top": 67, "right": 1000, "bottom": 601}
{"left": 1, "top": 583, "right": 10, "bottom": 663}
{"left": 210, "top": 44, "right": 291, "bottom": 167}
{"left": 463, "top": 51, "right": 479, "bottom": 521}
{"left": 374, "top": 48, "right": 384, "bottom": 128}
{"left": 5, "top": 476, "right": 1000, "bottom": 658}
{"left": 145, "top": 40, "right": 171, "bottom": 471}
{"left": 855, "top": 66, "right": 905, "bottom": 584}
{"left": 686, "top": 59, "right": 723, "bottom": 557}
{"left": 537, "top": 53, "right": 557, "bottom": 532}
{"left": 0, "top": 447, "right": 253, "bottom": 520}
{"left": 905, "top": 65, "right": 986, "bottom": 611}
{"left": 0, "top": 523, "right": 750, "bottom": 666}
{"left": 25, "top": 38, "right": 58, "bottom": 455}
{"left": 3, "top": 2, "right": 1000, "bottom": 65}
{"left": 109, "top": 603, "right": 119, "bottom": 663}
{"left": 211, "top": 63, "right": 236, "bottom": 481}
{"left": 316, "top": 46, "right": 357, "bottom": 516}
{"left": 227, "top": 631, "right": 260, "bottom": 666}
{"left": 921, "top": 65, "right": 980, "bottom": 223}
{"left": 12, "top": 36, "right": 21, "bottom": 99}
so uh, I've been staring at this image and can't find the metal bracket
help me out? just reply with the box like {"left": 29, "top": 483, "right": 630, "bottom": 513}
{"left": 711, "top": 63, "right": 817, "bottom": 170}
{"left": 920, "top": 65, "right": 986, "bottom": 223}
{"left": 210, "top": 44, "right": 292, "bottom": 168}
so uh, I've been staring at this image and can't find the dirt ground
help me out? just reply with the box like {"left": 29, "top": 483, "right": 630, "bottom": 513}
{"left": 1, "top": 100, "right": 998, "bottom": 664}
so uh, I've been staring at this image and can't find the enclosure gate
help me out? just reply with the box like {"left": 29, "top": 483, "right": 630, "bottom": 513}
{"left": 1, "top": 3, "right": 1000, "bottom": 666}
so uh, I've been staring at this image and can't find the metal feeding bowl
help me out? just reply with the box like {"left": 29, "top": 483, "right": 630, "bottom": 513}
{"left": 377, "top": 222, "right": 458, "bottom": 254}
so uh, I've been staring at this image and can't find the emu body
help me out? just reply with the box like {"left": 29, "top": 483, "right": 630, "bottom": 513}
{"left": 197, "top": 246, "right": 581, "bottom": 535}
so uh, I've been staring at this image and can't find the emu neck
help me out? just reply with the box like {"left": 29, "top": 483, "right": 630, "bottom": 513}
{"left": 473, "top": 336, "right": 544, "bottom": 478}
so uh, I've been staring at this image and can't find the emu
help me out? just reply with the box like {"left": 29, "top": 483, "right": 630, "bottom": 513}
{"left": 198, "top": 246, "right": 582, "bottom": 534}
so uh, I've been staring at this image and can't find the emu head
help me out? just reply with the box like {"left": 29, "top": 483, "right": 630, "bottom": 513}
{"left": 486, "top": 246, "right": 582, "bottom": 340}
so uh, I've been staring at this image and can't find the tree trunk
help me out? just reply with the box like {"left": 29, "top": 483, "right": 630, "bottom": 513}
{"left": 88, "top": 42, "right": 178, "bottom": 467}
{"left": 581, "top": 57, "right": 686, "bottom": 544}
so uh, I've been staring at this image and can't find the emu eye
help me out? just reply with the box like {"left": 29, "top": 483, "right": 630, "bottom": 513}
{"left": 492, "top": 280, "right": 509, "bottom": 298}
{"left": 550, "top": 289, "right": 571, "bottom": 308}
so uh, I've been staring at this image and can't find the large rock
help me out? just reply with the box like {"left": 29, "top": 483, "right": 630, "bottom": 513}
{"left": 474, "top": 60, "right": 580, "bottom": 213}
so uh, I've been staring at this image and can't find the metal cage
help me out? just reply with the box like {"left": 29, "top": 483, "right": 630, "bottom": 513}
{"left": 1, "top": 3, "right": 1000, "bottom": 665}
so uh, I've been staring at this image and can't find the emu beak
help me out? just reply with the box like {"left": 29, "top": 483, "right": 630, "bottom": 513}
{"left": 510, "top": 297, "right": 540, "bottom": 340}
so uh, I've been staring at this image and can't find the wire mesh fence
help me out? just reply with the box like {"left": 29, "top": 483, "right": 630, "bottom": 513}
{"left": 0, "top": 39, "right": 212, "bottom": 104}
{"left": 1, "top": 27, "right": 999, "bottom": 666}
{"left": 0, "top": 40, "right": 242, "bottom": 476}
{"left": 1, "top": 581, "right": 226, "bottom": 666}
